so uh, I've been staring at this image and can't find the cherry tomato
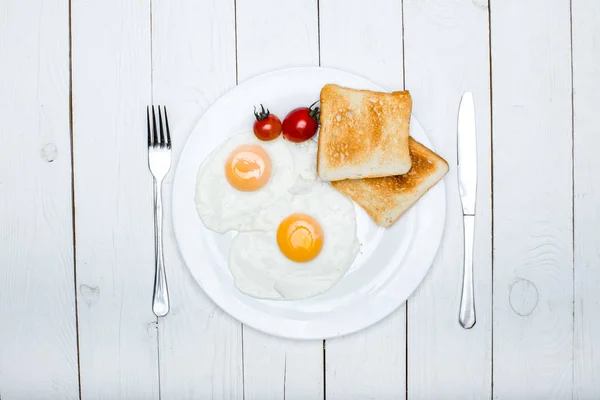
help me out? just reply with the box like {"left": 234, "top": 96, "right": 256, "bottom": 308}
{"left": 253, "top": 104, "right": 282, "bottom": 141}
{"left": 282, "top": 101, "right": 320, "bottom": 143}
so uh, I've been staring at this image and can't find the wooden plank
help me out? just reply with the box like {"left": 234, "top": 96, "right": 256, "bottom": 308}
{"left": 235, "top": 1, "right": 324, "bottom": 398}
{"left": 242, "top": 330, "right": 323, "bottom": 400}
{"left": 403, "top": 0, "right": 493, "bottom": 398}
{"left": 236, "top": 0, "right": 319, "bottom": 79}
{"left": 71, "top": 0, "right": 160, "bottom": 397}
{"left": 491, "top": 0, "right": 573, "bottom": 398}
{"left": 318, "top": 1, "right": 407, "bottom": 398}
{"left": 573, "top": 0, "right": 600, "bottom": 398}
{"left": 150, "top": 0, "right": 244, "bottom": 398}
{"left": 0, "top": 0, "right": 79, "bottom": 398}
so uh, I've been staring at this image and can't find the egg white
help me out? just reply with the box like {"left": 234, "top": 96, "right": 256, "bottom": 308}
{"left": 228, "top": 181, "right": 360, "bottom": 300}
{"left": 194, "top": 132, "right": 317, "bottom": 233}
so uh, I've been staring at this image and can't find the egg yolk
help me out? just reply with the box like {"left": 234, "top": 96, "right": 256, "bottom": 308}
{"left": 277, "top": 213, "right": 324, "bottom": 263}
{"left": 225, "top": 145, "right": 272, "bottom": 191}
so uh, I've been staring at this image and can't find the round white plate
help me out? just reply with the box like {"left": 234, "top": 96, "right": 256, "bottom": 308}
{"left": 172, "top": 67, "right": 446, "bottom": 340}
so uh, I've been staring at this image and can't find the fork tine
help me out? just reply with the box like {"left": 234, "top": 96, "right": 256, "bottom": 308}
{"left": 158, "top": 105, "right": 165, "bottom": 146}
{"left": 147, "top": 106, "right": 152, "bottom": 146}
{"left": 152, "top": 105, "right": 159, "bottom": 146}
{"left": 163, "top": 106, "right": 171, "bottom": 148}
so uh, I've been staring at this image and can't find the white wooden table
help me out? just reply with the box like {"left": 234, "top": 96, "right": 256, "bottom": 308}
{"left": 1, "top": 0, "right": 598, "bottom": 398}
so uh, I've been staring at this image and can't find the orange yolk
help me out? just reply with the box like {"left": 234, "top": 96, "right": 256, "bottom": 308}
{"left": 277, "top": 213, "right": 324, "bottom": 263}
{"left": 225, "top": 145, "right": 272, "bottom": 191}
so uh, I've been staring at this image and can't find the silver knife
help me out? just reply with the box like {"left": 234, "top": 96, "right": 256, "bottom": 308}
{"left": 457, "top": 91, "right": 477, "bottom": 329}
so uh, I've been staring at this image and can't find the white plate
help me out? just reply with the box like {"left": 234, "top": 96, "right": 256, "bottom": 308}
{"left": 172, "top": 67, "right": 446, "bottom": 340}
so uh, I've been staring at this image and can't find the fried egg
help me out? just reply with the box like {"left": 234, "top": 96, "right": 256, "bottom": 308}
{"left": 195, "top": 131, "right": 317, "bottom": 233}
{"left": 228, "top": 181, "right": 360, "bottom": 300}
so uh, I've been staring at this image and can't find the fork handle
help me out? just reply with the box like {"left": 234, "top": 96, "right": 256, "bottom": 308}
{"left": 152, "top": 178, "right": 170, "bottom": 317}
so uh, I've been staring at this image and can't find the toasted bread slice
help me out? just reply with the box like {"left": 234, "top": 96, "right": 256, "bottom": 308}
{"left": 317, "top": 84, "right": 413, "bottom": 181}
{"left": 331, "top": 138, "right": 449, "bottom": 228}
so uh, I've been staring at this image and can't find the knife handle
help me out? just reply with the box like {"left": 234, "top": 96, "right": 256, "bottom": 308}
{"left": 459, "top": 214, "right": 476, "bottom": 329}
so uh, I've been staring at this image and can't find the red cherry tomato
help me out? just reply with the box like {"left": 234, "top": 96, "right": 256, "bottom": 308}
{"left": 282, "top": 101, "right": 320, "bottom": 143}
{"left": 253, "top": 104, "right": 282, "bottom": 141}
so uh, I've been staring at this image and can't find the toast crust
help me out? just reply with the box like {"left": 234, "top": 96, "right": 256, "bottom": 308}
{"left": 331, "top": 138, "right": 449, "bottom": 227}
{"left": 317, "top": 84, "right": 412, "bottom": 181}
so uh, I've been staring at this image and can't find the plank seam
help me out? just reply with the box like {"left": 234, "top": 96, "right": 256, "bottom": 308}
{"left": 317, "top": 0, "right": 321, "bottom": 67}
{"left": 149, "top": 0, "right": 154, "bottom": 103}
{"left": 323, "top": 340, "right": 326, "bottom": 400}
{"left": 487, "top": 0, "right": 494, "bottom": 398}
{"left": 68, "top": 0, "right": 83, "bottom": 396}
{"left": 401, "top": 0, "right": 406, "bottom": 91}
{"left": 234, "top": 0, "right": 239, "bottom": 85}
{"left": 283, "top": 354, "right": 287, "bottom": 400}
{"left": 569, "top": 0, "right": 575, "bottom": 397}
{"left": 241, "top": 325, "right": 246, "bottom": 400}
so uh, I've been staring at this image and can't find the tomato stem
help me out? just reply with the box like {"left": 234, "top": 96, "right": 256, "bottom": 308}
{"left": 308, "top": 100, "right": 321, "bottom": 124}
{"left": 308, "top": 100, "right": 320, "bottom": 124}
{"left": 253, "top": 104, "right": 270, "bottom": 121}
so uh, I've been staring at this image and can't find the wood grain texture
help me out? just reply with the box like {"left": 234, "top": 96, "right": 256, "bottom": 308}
{"left": 151, "top": 0, "right": 243, "bottom": 398}
{"left": 242, "top": 329, "right": 323, "bottom": 400}
{"left": 235, "top": 1, "right": 324, "bottom": 398}
{"left": 403, "top": 0, "right": 493, "bottom": 398}
{"left": 573, "top": 0, "right": 600, "bottom": 398}
{"left": 71, "top": 0, "right": 160, "bottom": 397}
{"left": 491, "top": 0, "right": 574, "bottom": 398}
{"left": 319, "top": 1, "right": 407, "bottom": 398}
{"left": 0, "top": 0, "right": 79, "bottom": 398}
{"left": 236, "top": 0, "right": 319, "bottom": 81}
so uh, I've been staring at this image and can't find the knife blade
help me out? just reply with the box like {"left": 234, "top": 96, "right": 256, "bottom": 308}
{"left": 457, "top": 91, "right": 477, "bottom": 329}
{"left": 458, "top": 91, "right": 477, "bottom": 216}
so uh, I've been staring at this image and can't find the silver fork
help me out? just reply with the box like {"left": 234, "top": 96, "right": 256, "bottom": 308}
{"left": 147, "top": 105, "right": 171, "bottom": 317}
